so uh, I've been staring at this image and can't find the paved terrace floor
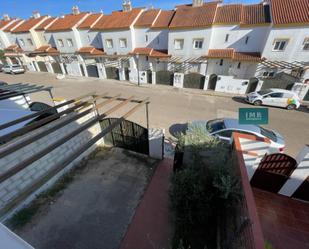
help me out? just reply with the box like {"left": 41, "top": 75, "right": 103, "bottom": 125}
{"left": 253, "top": 188, "right": 309, "bottom": 249}
{"left": 15, "top": 148, "right": 158, "bottom": 249}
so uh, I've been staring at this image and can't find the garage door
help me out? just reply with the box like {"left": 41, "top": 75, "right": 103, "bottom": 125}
{"left": 156, "top": 71, "right": 174, "bottom": 86}
{"left": 183, "top": 73, "right": 205, "bottom": 89}
{"left": 38, "top": 61, "right": 48, "bottom": 72}
{"left": 52, "top": 62, "right": 62, "bottom": 74}
{"left": 106, "top": 67, "right": 119, "bottom": 80}
{"left": 86, "top": 64, "right": 99, "bottom": 78}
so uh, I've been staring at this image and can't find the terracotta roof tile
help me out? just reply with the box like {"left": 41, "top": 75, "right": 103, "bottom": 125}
{"left": 169, "top": 2, "right": 218, "bottom": 29}
{"left": 134, "top": 9, "right": 160, "bottom": 27}
{"left": 34, "top": 45, "right": 59, "bottom": 54}
{"left": 130, "top": 47, "right": 170, "bottom": 58}
{"left": 46, "top": 12, "right": 88, "bottom": 31}
{"left": 214, "top": 4, "right": 242, "bottom": 24}
{"left": 151, "top": 10, "right": 175, "bottom": 29}
{"left": 241, "top": 4, "right": 268, "bottom": 25}
{"left": 12, "top": 16, "right": 47, "bottom": 33}
{"left": 92, "top": 8, "right": 143, "bottom": 30}
{"left": 4, "top": 44, "right": 23, "bottom": 53}
{"left": 206, "top": 49, "right": 234, "bottom": 58}
{"left": 77, "top": 13, "right": 103, "bottom": 29}
{"left": 77, "top": 46, "right": 105, "bottom": 55}
{"left": 205, "top": 49, "right": 262, "bottom": 62}
{"left": 35, "top": 17, "right": 57, "bottom": 31}
{"left": 0, "top": 19, "right": 15, "bottom": 30}
{"left": 271, "top": 0, "right": 309, "bottom": 25}
{"left": 3, "top": 19, "right": 24, "bottom": 32}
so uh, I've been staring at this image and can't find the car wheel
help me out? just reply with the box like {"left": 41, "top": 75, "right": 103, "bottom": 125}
{"left": 10, "top": 71, "right": 15, "bottom": 75}
{"left": 253, "top": 100, "right": 262, "bottom": 106}
{"left": 287, "top": 104, "right": 296, "bottom": 110}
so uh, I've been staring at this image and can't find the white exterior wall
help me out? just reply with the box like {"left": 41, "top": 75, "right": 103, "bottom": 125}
{"left": 48, "top": 30, "right": 80, "bottom": 53}
{"left": 0, "top": 20, "right": 18, "bottom": 50}
{"left": 262, "top": 26, "right": 309, "bottom": 61}
{"left": 134, "top": 28, "right": 169, "bottom": 50}
{"left": 168, "top": 28, "right": 212, "bottom": 57}
{"left": 209, "top": 25, "right": 270, "bottom": 52}
{"left": 14, "top": 32, "right": 37, "bottom": 52}
{"left": 101, "top": 29, "right": 133, "bottom": 55}
{"left": 79, "top": 29, "right": 103, "bottom": 48}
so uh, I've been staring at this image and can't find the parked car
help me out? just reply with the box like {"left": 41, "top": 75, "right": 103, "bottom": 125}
{"left": 0, "top": 64, "right": 4, "bottom": 72}
{"left": 0, "top": 81, "right": 8, "bottom": 86}
{"left": 2, "top": 64, "right": 25, "bottom": 74}
{"left": 246, "top": 88, "right": 301, "bottom": 110}
{"left": 188, "top": 118, "right": 285, "bottom": 152}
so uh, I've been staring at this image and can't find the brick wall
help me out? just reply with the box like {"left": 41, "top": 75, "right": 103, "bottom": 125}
{"left": 0, "top": 108, "right": 103, "bottom": 220}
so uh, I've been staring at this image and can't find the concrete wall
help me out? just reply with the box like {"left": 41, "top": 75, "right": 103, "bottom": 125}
{"left": 49, "top": 30, "right": 80, "bottom": 54}
{"left": 134, "top": 28, "right": 169, "bottom": 51}
{"left": 101, "top": 29, "right": 133, "bottom": 55}
{"left": 79, "top": 29, "right": 103, "bottom": 49}
{"left": 0, "top": 107, "right": 103, "bottom": 220}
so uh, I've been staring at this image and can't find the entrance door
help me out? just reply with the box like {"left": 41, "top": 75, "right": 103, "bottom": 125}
{"left": 37, "top": 61, "right": 48, "bottom": 72}
{"left": 246, "top": 78, "right": 259, "bottom": 93}
{"left": 52, "top": 62, "right": 62, "bottom": 74}
{"left": 86, "top": 64, "right": 99, "bottom": 78}
{"left": 304, "top": 89, "right": 309, "bottom": 101}
{"left": 208, "top": 74, "right": 217, "bottom": 90}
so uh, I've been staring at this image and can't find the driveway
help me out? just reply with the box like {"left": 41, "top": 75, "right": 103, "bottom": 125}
{"left": 14, "top": 148, "right": 157, "bottom": 249}
{"left": 1, "top": 71, "right": 308, "bottom": 156}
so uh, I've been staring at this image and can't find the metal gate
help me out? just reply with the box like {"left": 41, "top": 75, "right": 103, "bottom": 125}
{"left": 208, "top": 74, "right": 218, "bottom": 90}
{"left": 52, "top": 62, "right": 62, "bottom": 74}
{"left": 156, "top": 71, "right": 174, "bottom": 85}
{"left": 106, "top": 67, "right": 119, "bottom": 80}
{"left": 37, "top": 61, "right": 48, "bottom": 72}
{"left": 261, "top": 73, "right": 297, "bottom": 90}
{"left": 183, "top": 73, "right": 205, "bottom": 89}
{"left": 303, "top": 89, "right": 309, "bottom": 101}
{"left": 147, "top": 70, "right": 152, "bottom": 84}
{"left": 250, "top": 153, "right": 297, "bottom": 193}
{"left": 86, "top": 64, "right": 99, "bottom": 78}
{"left": 100, "top": 118, "right": 149, "bottom": 155}
{"left": 246, "top": 78, "right": 259, "bottom": 93}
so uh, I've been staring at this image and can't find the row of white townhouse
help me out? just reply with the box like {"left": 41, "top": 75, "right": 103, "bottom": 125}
{"left": 0, "top": 0, "right": 309, "bottom": 99}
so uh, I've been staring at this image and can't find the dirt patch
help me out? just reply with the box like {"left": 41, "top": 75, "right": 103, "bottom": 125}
{"left": 13, "top": 147, "right": 157, "bottom": 249}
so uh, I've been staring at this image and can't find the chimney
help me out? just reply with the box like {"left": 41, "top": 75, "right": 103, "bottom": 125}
{"left": 3, "top": 14, "right": 10, "bottom": 21}
{"left": 192, "top": 0, "right": 203, "bottom": 7}
{"left": 33, "top": 11, "right": 41, "bottom": 19}
{"left": 72, "top": 6, "right": 80, "bottom": 15}
{"left": 122, "top": 0, "right": 132, "bottom": 12}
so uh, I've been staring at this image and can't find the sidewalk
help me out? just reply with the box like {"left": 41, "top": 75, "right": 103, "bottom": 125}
{"left": 119, "top": 159, "right": 174, "bottom": 249}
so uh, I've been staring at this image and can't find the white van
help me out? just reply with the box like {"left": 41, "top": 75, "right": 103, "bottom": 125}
{"left": 246, "top": 88, "right": 301, "bottom": 110}
{"left": 2, "top": 64, "right": 25, "bottom": 74}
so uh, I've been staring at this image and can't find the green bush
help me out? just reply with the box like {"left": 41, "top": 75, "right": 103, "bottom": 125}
{"left": 171, "top": 125, "right": 242, "bottom": 249}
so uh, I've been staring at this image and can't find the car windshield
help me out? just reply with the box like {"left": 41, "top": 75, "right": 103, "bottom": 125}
{"left": 257, "top": 90, "right": 273, "bottom": 95}
{"left": 259, "top": 126, "right": 277, "bottom": 142}
{"left": 12, "top": 65, "right": 21, "bottom": 68}
{"left": 206, "top": 119, "right": 225, "bottom": 133}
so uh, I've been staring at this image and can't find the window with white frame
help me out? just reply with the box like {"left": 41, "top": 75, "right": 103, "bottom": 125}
{"left": 193, "top": 39, "right": 203, "bottom": 49}
{"left": 145, "top": 35, "right": 148, "bottom": 42}
{"left": 106, "top": 39, "right": 113, "bottom": 48}
{"left": 27, "top": 38, "right": 33, "bottom": 46}
{"left": 273, "top": 39, "right": 288, "bottom": 51}
{"left": 303, "top": 38, "right": 309, "bottom": 50}
{"left": 174, "top": 39, "right": 184, "bottom": 50}
{"left": 19, "top": 39, "right": 25, "bottom": 46}
{"left": 119, "top": 38, "right": 127, "bottom": 48}
{"left": 58, "top": 39, "right": 64, "bottom": 47}
{"left": 67, "top": 39, "right": 73, "bottom": 47}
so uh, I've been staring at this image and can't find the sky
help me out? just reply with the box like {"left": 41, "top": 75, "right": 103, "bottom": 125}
{"left": 0, "top": 0, "right": 260, "bottom": 19}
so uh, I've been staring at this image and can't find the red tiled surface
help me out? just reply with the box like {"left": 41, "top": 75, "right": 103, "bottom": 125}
{"left": 12, "top": 16, "right": 47, "bottom": 33}
{"left": 169, "top": 2, "right": 218, "bottom": 29}
{"left": 77, "top": 46, "right": 105, "bottom": 55}
{"left": 77, "top": 13, "right": 103, "bottom": 29}
{"left": 271, "top": 0, "right": 309, "bottom": 25}
{"left": 151, "top": 10, "right": 175, "bottom": 29}
{"left": 241, "top": 4, "right": 267, "bottom": 25}
{"left": 46, "top": 12, "right": 88, "bottom": 31}
{"left": 214, "top": 4, "right": 242, "bottom": 24}
{"left": 254, "top": 188, "right": 309, "bottom": 249}
{"left": 0, "top": 19, "right": 15, "bottom": 30}
{"left": 3, "top": 19, "right": 23, "bottom": 32}
{"left": 92, "top": 8, "right": 143, "bottom": 31}
{"left": 119, "top": 159, "right": 173, "bottom": 249}
{"left": 134, "top": 9, "right": 160, "bottom": 27}
{"left": 205, "top": 49, "right": 262, "bottom": 62}
{"left": 34, "top": 17, "right": 56, "bottom": 31}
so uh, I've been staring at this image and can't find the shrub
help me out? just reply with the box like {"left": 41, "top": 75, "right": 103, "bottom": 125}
{"left": 170, "top": 125, "right": 241, "bottom": 249}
